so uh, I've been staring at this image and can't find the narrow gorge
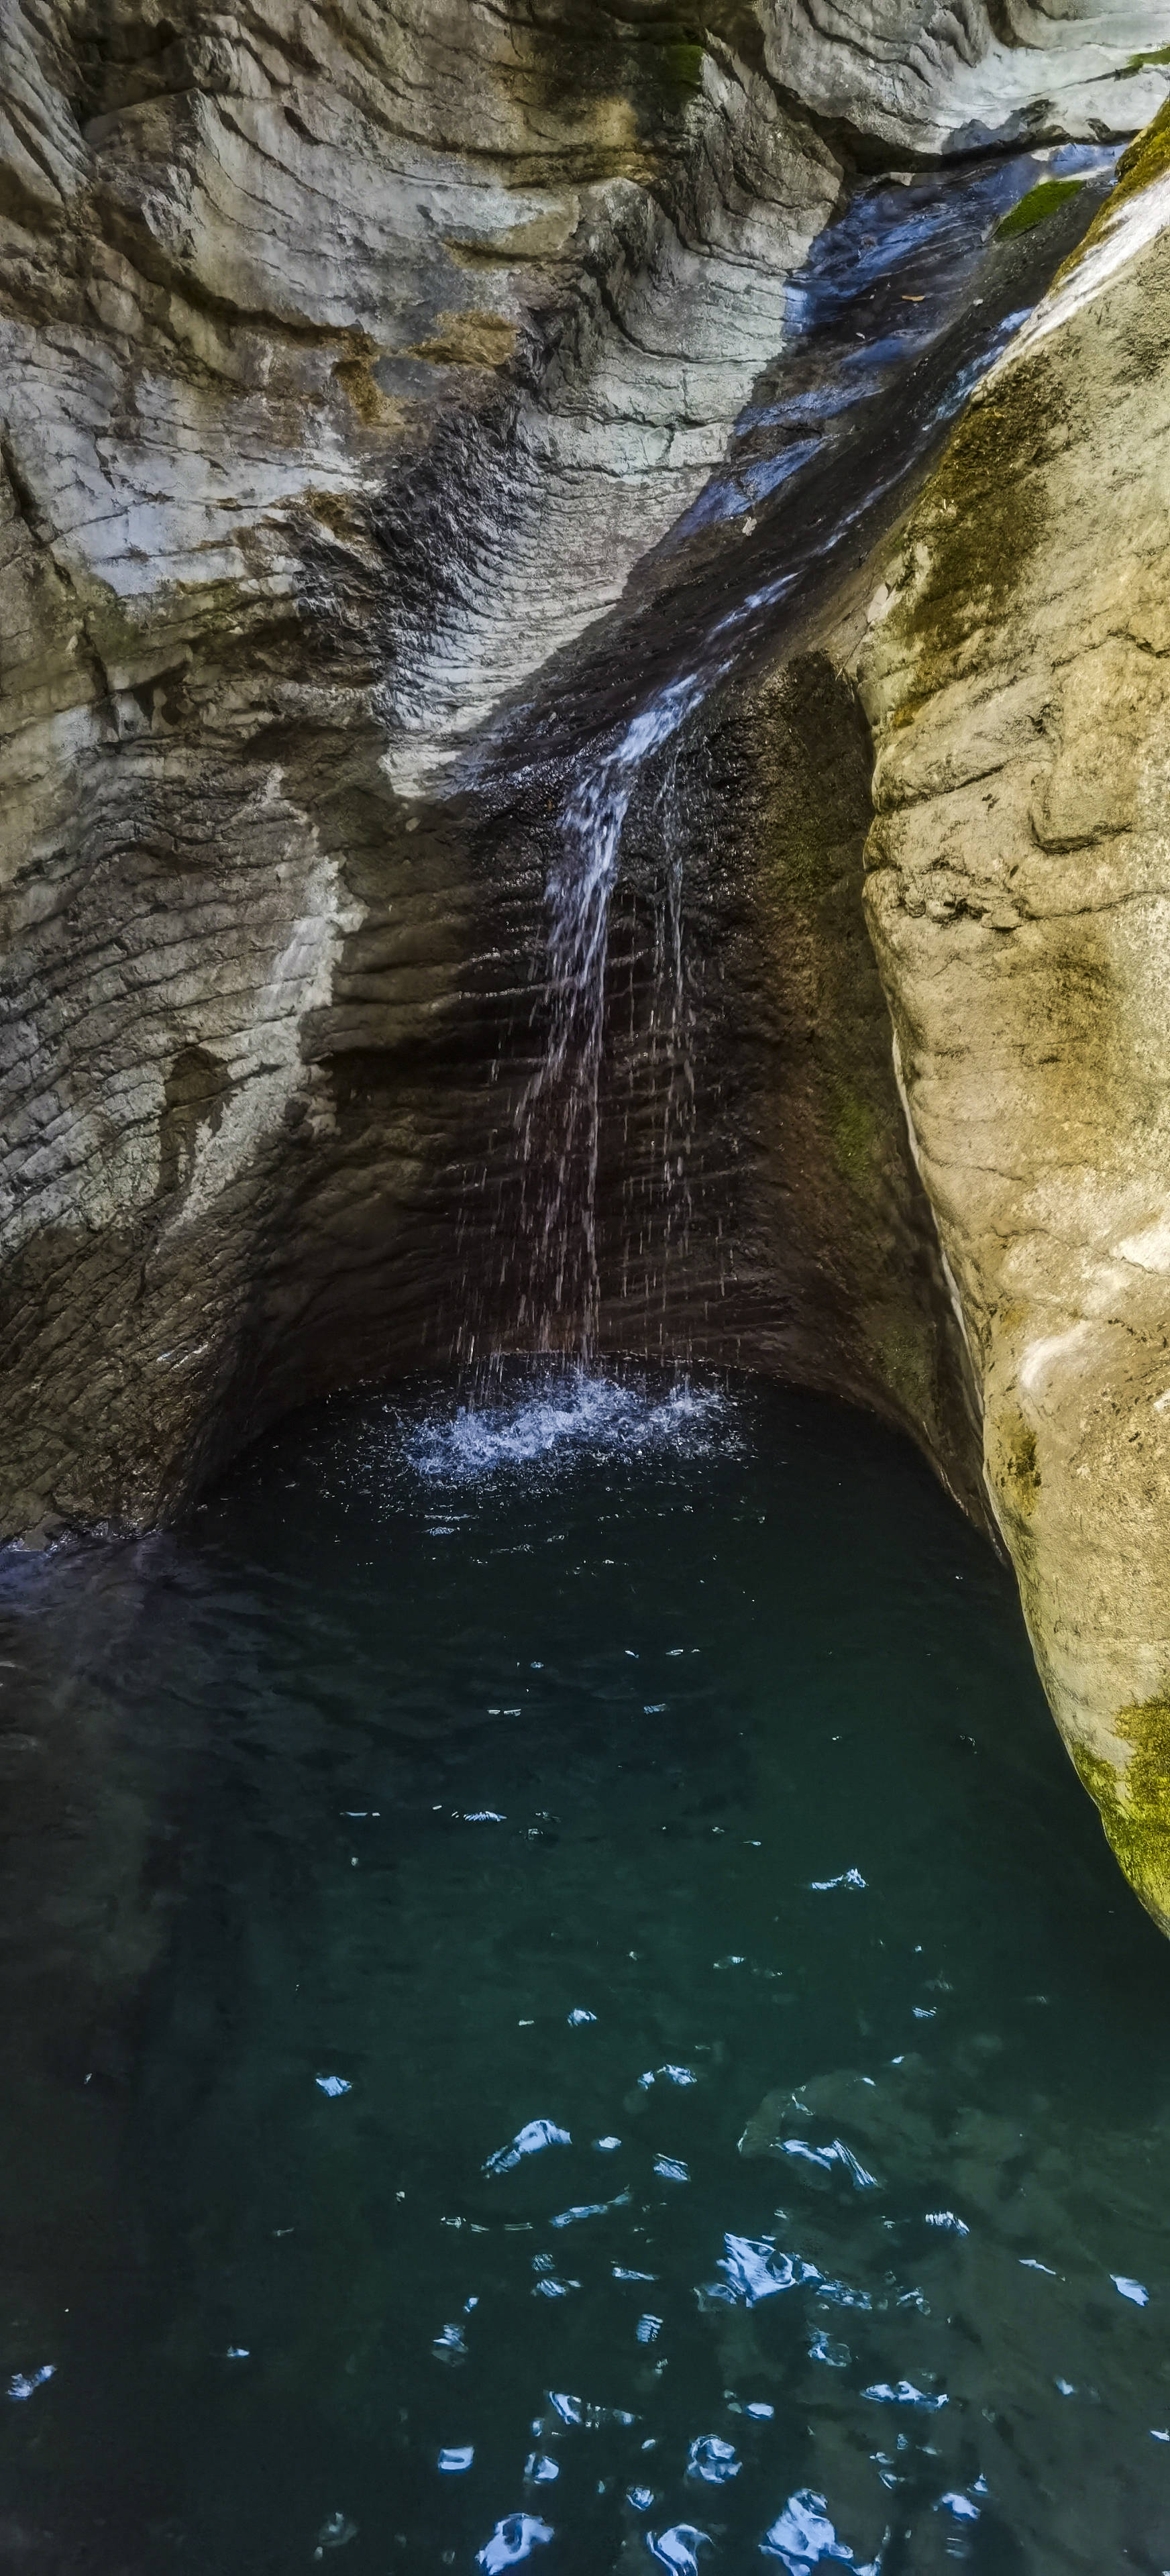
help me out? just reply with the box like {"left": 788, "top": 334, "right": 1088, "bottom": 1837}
{"left": 3, "top": 6, "right": 1170, "bottom": 2569}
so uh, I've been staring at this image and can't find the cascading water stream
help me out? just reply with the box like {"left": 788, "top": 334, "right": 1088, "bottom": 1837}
{"left": 507, "top": 138, "right": 1118, "bottom": 1375}
{"left": 518, "top": 669, "right": 714, "bottom": 1354}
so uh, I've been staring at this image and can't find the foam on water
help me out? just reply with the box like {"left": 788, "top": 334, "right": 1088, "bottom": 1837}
{"left": 402, "top": 1368, "right": 737, "bottom": 1485}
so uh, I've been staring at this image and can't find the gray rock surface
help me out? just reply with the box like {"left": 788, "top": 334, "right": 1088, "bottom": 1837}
{"left": 774, "top": 0, "right": 1170, "bottom": 156}
{"left": 3, "top": 3, "right": 1170, "bottom": 1931}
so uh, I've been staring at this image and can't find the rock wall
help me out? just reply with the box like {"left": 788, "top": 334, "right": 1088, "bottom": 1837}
{"left": 0, "top": 0, "right": 841, "bottom": 1529}
{"left": 1, "top": 0, "right": 1168, "bottom": 1874}
{"left": 857, "top": 106, "right": 1170, "bottom": 1927}
{"left": 773, "top": 0, "right": 1170, "bottom": 157}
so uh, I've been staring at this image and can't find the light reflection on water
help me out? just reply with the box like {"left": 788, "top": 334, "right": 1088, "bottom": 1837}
{"left": 0, "top": 1366, "right": 1168, "bottom": 2573}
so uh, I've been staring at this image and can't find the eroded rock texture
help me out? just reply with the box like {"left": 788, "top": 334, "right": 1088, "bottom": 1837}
{"left": 858, "top": 110, "right": 1170, "bottom": 1925}
{"left": 2, "top": 0, "right": 1169, "bottom": 1957}
{"left": 3, "top": 0, "right": 1163, "bottom": 1541}
{"left": 1, "top": 0, "right": 844, "bottom": 1528}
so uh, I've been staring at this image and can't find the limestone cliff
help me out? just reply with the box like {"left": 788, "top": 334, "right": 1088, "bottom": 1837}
{"left": 3, "top": 3, "right": 1170, "bottom": 1926}
{"left": 2, "top": 0, "right": 1162, "bottom": 1540}
{"left": 858, "top": 106, "right": 1170, "bottom": 1927}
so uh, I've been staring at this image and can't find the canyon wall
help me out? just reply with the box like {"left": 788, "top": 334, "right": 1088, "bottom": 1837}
{"left": 4, "top": 3, "right": 1170, "bottom": 1923}
{"left": 857, "top": 107, "right": 1170, "bottom": 1927}
{"left": 3, "top": 0, "right": 1163, "bottom": 1538}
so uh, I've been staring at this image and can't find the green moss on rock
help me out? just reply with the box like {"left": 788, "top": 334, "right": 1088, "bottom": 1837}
{"left": 875, "top": 1316, "right": 935, "bottom": 1425}
{"left": 1053, "top": 99, "right": 1170, "bottom": 288}
{"left": 998, "top": 1411, "right": 1041, "bottom": 1517}
{"left": 1109, "top": 94, "right": 1170, "bottom": 211}
{"left": 1073, "top": 1696, "right": 1170, "bottom": 1933}
{"left": 659, "top": 39, "right": 705, "bottom": 100}
{"left": 900, "top": 353, "right": 1058, "bottom": 695}
{"left": 995, "top": 177, "right": 1083, "bottom": 241}
{"left": 827, "top": 1077, "right": 880, "bottom": 1191}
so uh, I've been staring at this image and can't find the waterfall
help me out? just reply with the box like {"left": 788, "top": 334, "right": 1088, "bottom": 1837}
{"left": 497, "top": 141, "right": 1120, "bottom": 1373}
{"left": 519, "top": 672, "right": 709, "bottom": 1354}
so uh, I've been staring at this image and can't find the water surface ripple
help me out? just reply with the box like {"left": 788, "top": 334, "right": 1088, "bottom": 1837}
{"left": 0, "top": 1369, "right": 1167, "bottom": 2573}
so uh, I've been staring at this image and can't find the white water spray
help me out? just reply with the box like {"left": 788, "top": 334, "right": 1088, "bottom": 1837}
{"left": 520, "top": 669, "right": 713, "bottom": 1350}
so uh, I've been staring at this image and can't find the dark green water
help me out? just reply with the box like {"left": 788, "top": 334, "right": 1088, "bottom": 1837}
{"left": 1, "top": 1368, "right": 1169, "bottom": 2575}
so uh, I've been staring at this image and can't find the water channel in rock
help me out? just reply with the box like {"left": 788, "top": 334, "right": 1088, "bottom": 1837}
{"left": 508, "top": 140, "right": 1117, "bottom": 1354}
{"left": 2, "top": 1370, "right": 1169, "bottom": 2573}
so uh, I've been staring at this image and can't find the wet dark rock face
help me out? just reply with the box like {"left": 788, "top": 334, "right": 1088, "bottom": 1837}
{"left": 0, "top": 0, "right": 1165, "bottom": 1536}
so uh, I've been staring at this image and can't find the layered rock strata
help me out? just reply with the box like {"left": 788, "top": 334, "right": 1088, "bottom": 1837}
{"left": 2, "top": 0, "right": 1163, "bottom": 1540}
{"left": 4, "top": 2, "right": 1170, "bottom": 1931}
{"left": 858, "top": 105, "right": 1170, "bottom": 1925}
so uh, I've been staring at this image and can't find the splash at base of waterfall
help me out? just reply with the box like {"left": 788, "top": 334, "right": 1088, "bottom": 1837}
{"left": 401, "top": 1364, "right": 737, "bottom": 1485}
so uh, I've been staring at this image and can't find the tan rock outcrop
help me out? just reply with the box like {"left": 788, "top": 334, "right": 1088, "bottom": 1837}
{"left": 5, "top": 3, "right": 1170, "bottom": 1964}
{"left": 5, "top": 0, "right": 1155, "bottom": 1538}
{"left": 859, "top": 107, "right": 1170, "bottom": 1926}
